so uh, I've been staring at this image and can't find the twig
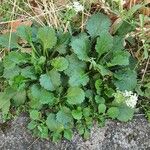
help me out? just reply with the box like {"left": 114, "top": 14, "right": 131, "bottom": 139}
{"left": 141, "top": 57, "right": 150, "bottom": 82}
{"left": 27, "top": 137, "right": 40, "bottom": 150}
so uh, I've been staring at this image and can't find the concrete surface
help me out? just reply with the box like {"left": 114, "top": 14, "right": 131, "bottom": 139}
{"left": 0, "top": 114, "right": 149, "bottom": 150}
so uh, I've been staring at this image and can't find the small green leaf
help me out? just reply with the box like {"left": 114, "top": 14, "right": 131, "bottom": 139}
{"left": 30, "top": 110, "right": 41, "bottom": 120}
{"left": 104, "top": 87, "right": 115, "bottom": 98}
{"left": 113, "top": 90, "right": 125, "bottom": 104}
{"left": 51, "top": 57, "right": 69, "bottom": 71}
{"left": 77, "top": 124, "right": 84, "bottom": 135}
{"left": 95, "top": 32, "right": 113, "bottom": 57}
{"left": 84, "top": 129, "right": 90, "bottom": 139}
{"left": 95, "top": 79, "right": 103, "bottom": 94}
{"left": 52, "top": 131, "right": 62, "bottom": 142}
{"left": 27, "top": 120, "right": 37, "bottom": 130}
{"left": 71, "top": 33, "right": 90, "bottom": 61}
{"left": 83, "top": 107, "right": 91, "bottom": 117}
{"left": 107, "top": 107, "right": 119, "bottom": 119}
{"left": 95, "top": 95, "right": 105, "bottom": 104}
{"left": 67, "top": 87, "right": 85, "bottom": 105}
{"left": 37, "top": 26, "right": 57, "bottom": 50}
{"left": 86, "top": 13, "right": 111, "bottom": 37}
{"left": 72, "top": 107, "right": 82, "bottom": 120}
{"left": 98, "top": 104, "right": 106, "bottom": 114}
{"left": 64, "top": 129, "right": 73, "bottom": 141}
{"left": 38, "top": 124, "right": 49, "bottom": 139}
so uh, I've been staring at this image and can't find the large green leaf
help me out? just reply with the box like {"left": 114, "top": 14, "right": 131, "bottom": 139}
{"left": 108, "top": 50, "right": 130, "bottom": 66}
{"left": 55, "top": 32, "right": 71, "bottom": 54}
{"left": 37, "top": 26, "right": 57, "bottom": 50}
{"left": 0, "top": 88, "right": 16, "bottom": 115}
{"left": 64, "top": 54, "right": 86, "bottom": 76}
{"left": 95, "top": 32, "right": 113, "bottom": 57}
{"left": 3, "top": 51, "right": 30, "bottom": 69}
{"left": 112, "top": 36, "right": 124, "bottom": 51}
{"left": 107, "top": 107, "right": 119, "bottom": 119}
{"left": 69, "top": 71, "right": 89, "bottom": 87}
{"left": 0, "top": 92, "right": 10, "bottom": 115}
{"left": 56, "top": 107, "right": 73, "bottom": 126}
{"left": 39, "top": 88, "right": 55, "bottom": 105}
{"left": 0, "top": 33, "right": 19, "bottom": 49}
{"left": 117, "top": 106, "right": 134, "bottom": 122}
{"left": 71, "top": 33, "right": 90, "bottom": 61}
{"left": 12, "top": 90, "right": 26, "bottom": 106}
{"left": 46, "top": 113, "right": 64, "bottom": 132}
{"left": 17, "top": 25, "right": 32, "bottom": 43}
{"left": 39, "top": 70, "right": 61, "bottom": 91}
{"left": 51, "top": 57, "right": 69, "bottom": 71}
{"left": 21, "top": 66, "right": 37, "bottom": 80}
{"left": 3, "top": 66, "right": 20, "bottom": 79}
{"left": 67, "top": 87, "right": 85, "bottom": 105}
{"left": 86, "top": 13, "right": 111, "bottom": 37}
{"left": 30, "top": 84, "right": 41, "bottom": 100}
{"left": 114, "top": 69, "right": 137, "bottom": 91}
{"left": 31, "top": 84, "right": 55, "bottom": 105}
{"left": 117, "top": 21, "right": 135, "bottom": 35}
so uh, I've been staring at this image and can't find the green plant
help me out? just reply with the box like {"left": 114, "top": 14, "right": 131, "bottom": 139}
{"left": 0, "top": 13, "right": 138, "bottom": 142}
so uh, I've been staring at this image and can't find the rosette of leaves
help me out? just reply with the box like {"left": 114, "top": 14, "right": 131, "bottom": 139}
{"left": 0, "top": 13, "right": 137, "bottom": 141}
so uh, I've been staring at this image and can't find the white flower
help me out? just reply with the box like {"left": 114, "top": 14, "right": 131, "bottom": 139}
{"left": 123, "top": 90, "right": 133, "bottom": 97}
{"left": 123, "top": 91, "right": 138, "bottom": 108}
{"left": 73, "top": 2, "right": 84, "bottom": 12}
{"left": 66, "top": 1, "right": 84, "bottom": 13}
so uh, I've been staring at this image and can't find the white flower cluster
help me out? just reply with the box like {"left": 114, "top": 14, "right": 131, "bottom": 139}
{"left": 123, "top": 90, "right": 138, "bottom": 108}
{"left": 66, "top": 1, "right": 84, "bottom": 12}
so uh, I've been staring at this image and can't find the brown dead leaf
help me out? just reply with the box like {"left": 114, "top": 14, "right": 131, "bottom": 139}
{"left": 2, "top": 20, "right": 32, "bottom": 34}
{"left": 140, "top": 7, "right": 150, "bottom": 16}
